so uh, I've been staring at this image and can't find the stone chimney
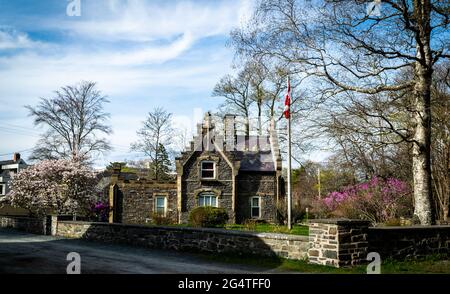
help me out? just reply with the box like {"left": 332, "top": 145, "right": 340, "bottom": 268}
{"left": 223, "top": 114, "right": 236, "bottom": 151}
{"left": 13, "top": 153, "right": 20, "bottom": 162}
{"left": 112, "top": 162, "right": 122, "bottom": 175}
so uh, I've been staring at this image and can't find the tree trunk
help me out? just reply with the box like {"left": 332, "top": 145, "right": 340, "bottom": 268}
{"left": 257, "top": 102, "right": 262, "bottom": 136}
{"left": 412, "top": 66, "right": 434, "bottom": 225}
{"left": 411, "top": 0, "right": 435, "bottom": 225}
{"left": 245, "top": 115, "right": 250, "bottom": 136}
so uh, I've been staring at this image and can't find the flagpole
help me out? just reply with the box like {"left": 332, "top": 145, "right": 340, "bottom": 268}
{"left": 287, "top": 77, "right": 292, "bottom": 230}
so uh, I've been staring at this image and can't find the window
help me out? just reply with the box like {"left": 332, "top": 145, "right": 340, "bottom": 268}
{"left": 154, "top": 196, "right": 167, "bottom": 216}
{"left": 0, "top": 184, "right": 5, "bottom": 196}
{"left": 251, "top": 197, "right": 261, "bottom": 218}
{"left": 200, "top": 161, "right": 215, "bottom": 179}
{"left": 198, "top": 192, "right": 218, "bottom": 207}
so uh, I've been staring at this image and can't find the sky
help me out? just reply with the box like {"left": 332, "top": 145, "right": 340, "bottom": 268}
{"left": 0, "top": 0, "right": 329, "bottom": 168}
{"left": 0, "top": 0, "right": 259, "bottom": 167}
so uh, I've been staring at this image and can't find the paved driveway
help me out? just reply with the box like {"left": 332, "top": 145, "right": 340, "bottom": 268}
{"left": 0, "top": 229, "right": 278, "bottom": 274}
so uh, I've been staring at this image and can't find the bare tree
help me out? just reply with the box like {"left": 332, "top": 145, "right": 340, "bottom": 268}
{"left": 232, "top": 0, "right": 450, "bottom": 224}
{"left": 247, "top": 61, "right": 269, "bottom": 135}
{"left": 213, "top": 68, "right": 253, "bottom": 135}
{"left": 27, "top": 81, "right": 112, "bottom": 163}
{"left": 131, "top": 107, "right": 173, "bottom": 180}
{"left": 431, "top": 63, "right": 450, "bottom": 221}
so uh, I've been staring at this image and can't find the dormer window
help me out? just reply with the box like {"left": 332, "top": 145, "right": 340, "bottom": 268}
{"left": 200, "top": 161, "right": 215, "bottom": 179}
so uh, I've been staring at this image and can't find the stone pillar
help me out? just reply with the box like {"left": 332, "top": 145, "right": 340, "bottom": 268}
{"left": 51, "top": 215, "right": 58, "bottom": 236}
{"left": 45, "top": 215, "right": 58, "bottom": 236}
{"left": 308, "top": 219, "right": 370, "bottom": 267}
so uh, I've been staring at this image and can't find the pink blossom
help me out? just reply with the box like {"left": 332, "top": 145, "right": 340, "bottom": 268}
{"left": 6, "top": 159, "right": 98, "bottom": 216}
{"left": 320, "top": 176, "right": 412, "bottom": 223}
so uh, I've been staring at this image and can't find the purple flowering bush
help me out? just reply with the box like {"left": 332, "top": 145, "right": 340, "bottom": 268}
{"left": 91, "top": 201, "right": 110, "bottom": 222}
{"left": 317, "top": 176, "right": 413, "bottom": 224}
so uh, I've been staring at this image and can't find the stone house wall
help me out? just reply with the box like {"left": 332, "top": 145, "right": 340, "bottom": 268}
{"left": 110, "top": 179, "right": 177, "bottom": 224}
{"left": 179, "top": 151, "right": 234, "bottom": 223}
{"left": 235, "top": 172, "right": 278, "bottom": 223}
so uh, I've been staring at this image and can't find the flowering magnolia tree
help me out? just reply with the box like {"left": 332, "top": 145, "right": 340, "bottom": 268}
{"left": 5, "top": 159, "right": 98, "bottom": 216}
{"left": 316, "top": 176, "right": 413, "bottom": 224}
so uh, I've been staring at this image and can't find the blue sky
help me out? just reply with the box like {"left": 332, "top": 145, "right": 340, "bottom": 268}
{"left": 0, "top": 0, "right": 255, "bottom": 167}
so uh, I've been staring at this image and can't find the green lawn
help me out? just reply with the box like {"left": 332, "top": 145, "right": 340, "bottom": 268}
{"left": 199, "top": 253, "right": 450, "bottom": 274}
{"left": 225, "top": 223, "right": 309, "bottom": 236}
{"left": 160, "top": 223, "right": 309, "bottom": 236}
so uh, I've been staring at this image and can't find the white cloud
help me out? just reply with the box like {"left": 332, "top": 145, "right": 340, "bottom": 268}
{"left": 61, "top": 0, "right": 248, "bottom": 42}
{"left": 105, "top": 32, "right": 195, "bottom": 65}
{"left": 0, "top": 29, "right": 43, "bottom": 50}
{"left": 0, "top": 0, "right": 251, "bottom": 165}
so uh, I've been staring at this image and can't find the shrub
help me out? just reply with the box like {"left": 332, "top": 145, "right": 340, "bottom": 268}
{"left": 320, "top": 176, "right": 413, "bottom": 224}
{"left": 189, "top": 207, "right": 229, "bottom": 228}
{"left": 90, "top": 201, "right": 110, "bottom": 222}
{"left": 276, "top": 201, "right": 308, "bottom": 224}
{"left": 151, "top": 213, "right": 173, "bottom": 225}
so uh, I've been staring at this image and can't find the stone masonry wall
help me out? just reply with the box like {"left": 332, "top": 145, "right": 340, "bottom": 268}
{"left": 0, "top": 215, "right": 47, "bottom": 235}
{"left": 56, "top": 220, "right": 309, "bottom": 260}
{"left": 114, "top": 180, "right": 177, "bottom": 224}
{"left": 308, "top": 219, "right": 370, "bottom": 267}
{"left": 368, "top": 226, "right": 450, "bottom": 259}
{"left": 236, "top": 173, "right": 278, "bottom": 223}
{"left": 180, "top": 151, "right": 234, "bottom": 223}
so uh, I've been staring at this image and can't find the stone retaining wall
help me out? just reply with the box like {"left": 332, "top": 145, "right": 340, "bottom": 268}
{"left": 3, "top": 215, "right": 449, "bottom": 268}
{"left": 0, "top": 215, "right": 47, "bottom": 235}
{"left": 56, "top": 221, "right": 309, "bottom": 260}
{"left": 368, "top": 225, "right": 450, "bottom": 259}
{"left": 308, "top": 219, "right": 450, "bottom": 267}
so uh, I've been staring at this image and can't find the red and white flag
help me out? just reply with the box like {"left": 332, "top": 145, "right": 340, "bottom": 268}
{"left": 284, "top": 77, "right": 291, "bottom": 119}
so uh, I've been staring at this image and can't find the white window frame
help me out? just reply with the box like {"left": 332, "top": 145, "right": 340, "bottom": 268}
{"left": 198, "top": 193, "right": 218, "bottom": 207}
{"left": 200, "top": 161, "right": 216, "bottom": 179}
{"left": 154, "top": 196, "right": 167, "bottom": 216}
{"left": 0, "top": 183, "right": 5, "bottom": 196}
{"left": 251, "top": 196, "right": 261, "bottom": 218}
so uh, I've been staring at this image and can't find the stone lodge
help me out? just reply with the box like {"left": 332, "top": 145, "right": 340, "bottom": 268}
{"left": 108, "top": 113, "right": 284, "bottom": 225}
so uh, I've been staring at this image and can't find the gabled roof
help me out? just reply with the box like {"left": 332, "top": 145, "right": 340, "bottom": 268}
{"left": 235, "top": 150, "right": 276, "bottom": 172}
{"left": 177, "top": 113, "right": 282, "bottom": 173}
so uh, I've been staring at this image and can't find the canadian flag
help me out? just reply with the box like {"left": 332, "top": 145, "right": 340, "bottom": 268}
{"left": 284, "top": 77, "right": 291, "bottom": 119}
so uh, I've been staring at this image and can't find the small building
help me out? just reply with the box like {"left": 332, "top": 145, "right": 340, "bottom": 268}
{"left": 0, "top": 153, "right": 29, "bottom": 216}
{"left": 176, "top": 113, "right": 283, "bottom": 224}
{"left": 0, "top": 153, "right": 27, "bottom": 197}
{"left": 107, "top": 113, "right": 284, "bottom": 225}
{"left": 107, "top": 169, "right": 177, "bottom": 224}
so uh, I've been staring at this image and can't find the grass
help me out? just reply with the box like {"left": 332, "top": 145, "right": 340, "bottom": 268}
{"left": 148, "top": 222, "right": 309, "bottom": 236}
{"left": 225, "top": 223, "right": 309, "bottom": 236}
{"left": 198, "top": 253, "right": 450, "bottom": 274}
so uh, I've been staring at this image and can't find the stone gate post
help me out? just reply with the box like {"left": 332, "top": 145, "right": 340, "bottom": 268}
{"left": 308, "top": 219, "right": 370, "bottom": 267}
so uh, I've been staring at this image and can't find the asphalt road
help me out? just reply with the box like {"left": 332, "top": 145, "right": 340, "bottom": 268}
{"left": 0, "top": 229, "right": 277, "bottom": 274}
